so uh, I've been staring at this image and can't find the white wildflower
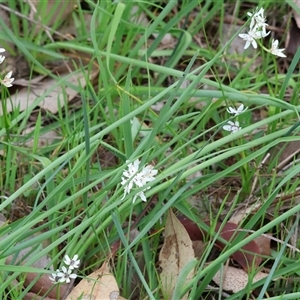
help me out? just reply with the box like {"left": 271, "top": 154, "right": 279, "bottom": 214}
{"left": 226, "top": 104, "right": 248, "bottom": 116}
{"left": 121, "top": 159, "right": 157, "bottom": 203}
{"left": 239, "top": 7, "right": 271, "bottom": 50}
{"left": 49, "top": 269, "right": 65, "bottom": 284}
{"left": 1, "top": 70, "right": 14, "bottom": 87}
{"left": 57, "top": 266, "right": 77, "bottom": 284}
{"left": 251, "top": 24, "right": 270, "bottom": 39}
{"left": 238, "top": 32, "right": 258, "bottom": 49}
{"left": 223, "top": 121, "right": 242, "bottom": 134}
{"left": 134, "top": 191, "right": 147, "bottom": 203}
{"left": 269, "top": 39, "right": 286, "bottom": 58}
{"left": 248, "top": 7, "right": 268, "bottom": 31}
{"left": 64, "top": 254, "right": 80, "bottom": 270}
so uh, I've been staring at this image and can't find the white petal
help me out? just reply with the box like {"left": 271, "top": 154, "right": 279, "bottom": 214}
{"left": 244, "top": 41, "right": 251, "bottom": 49}
{"left": 237, "top": 104, "right": 244, "bottom": 112}
{"left": 223, "top": 125, "right": 232, "bottom": 132}
{"left": 226, "top": 107, "right": 236, "bottom": 114}
{"left": 138, "top": 191, "right": 147, "bottom": 202}
{"left": 251, "top": 39, "right": 258, "bottom": 49}
{"left": 4, "top": 70, "right": 12, "bottom": 79}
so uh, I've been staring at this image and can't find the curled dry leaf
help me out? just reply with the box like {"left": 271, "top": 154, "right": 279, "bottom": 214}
{"left": 177, "top": 216, "right": 262, "bottom": 271}
{"left": 66, "top": 261, "right": 125, "bottom": 300}
{"left": 213, "top": 265, "right": 269, "bottom": 293}
{"left": 159, "top": 210, "right": 195, "bottom": 300}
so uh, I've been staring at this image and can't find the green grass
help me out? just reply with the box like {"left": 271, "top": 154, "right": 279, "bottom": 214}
{"left": 0, "top": 0, "right": 300, "bottom": 299}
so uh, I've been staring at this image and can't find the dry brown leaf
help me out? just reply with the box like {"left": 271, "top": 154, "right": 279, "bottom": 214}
{"left": 0, "top": 68, "right": 98, "bottom": 115}
{"left": 159, "top": 210, "right": 195, "bottom": 300}
{"left": 230, "top": 209, "right": 271, "bottom": 258}
{"left": 213, "top": 266, "right": 268, "bottom": 293}
{"left": 254, "top": 234, "right": 272, "bottom": 257}
{"left": 66, "top": 261, "right": 125, "bottom": 300}
{"left": 178, "top": 216, "right": 262, "bottom": 272}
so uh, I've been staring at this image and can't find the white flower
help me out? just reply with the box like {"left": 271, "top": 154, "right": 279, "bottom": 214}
{"left": 238, "top": 32, "right": 258, "bottom": 49}
{"left": 269, "top": 39, "right": 286, "bottom": 58}
{"left": 121, "top": 159, "right": 157, "bottom": 203}
{"left": 248, "top": 7, "right": 268, "bottom": 31}
{"left": 64, "top": 254, "right": 80, "bottom": 269}
{"left": 1, "top": 70, "right": 14, "bottom": 87}
{"left": 133, "top": 191, "right": 147, "bottom": 203}
{"left": 240, "top": 7, "right": 270, "bottom": 49}
{"left": 57, "top": 266, "right": 77, "bottom": 284}
{"left": 0, "top": 48, "right": 5, "bottom": 53}
{"left": 251, "top": 25, "right": 270, "bottom": 39}
{"left": 223, "top": 121, "right": 242, "bottom": 134}
{"left": 49, "top": 269, "right": 65, "bottom": 284}
{"left": 226, "top": 104, "right": 248, "bottom": 116}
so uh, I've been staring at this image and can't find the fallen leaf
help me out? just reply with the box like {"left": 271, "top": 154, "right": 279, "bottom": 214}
{"left": 229, "top": 206, "right": 271, "bottom": 258}
{"left": 66, "top": 261, "right": 125, "bottom": 300}
{"left": 178, "top": 216, "right": 262, "bottom": 271}
{"left": 0, "top": 67, "right": 98, "bottom": 115}
{"left": 254, "top": 234, "right": 272, "bottom": 257}
{"left": 159, "top": 210, "right": 195, "bottom": 300}
{"left": 212, "top": 265, "right": 268, "bottom": 293}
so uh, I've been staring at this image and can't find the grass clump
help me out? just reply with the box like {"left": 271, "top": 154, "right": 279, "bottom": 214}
{"left": 0, "top": 1, "right": 300, "bottom": 299}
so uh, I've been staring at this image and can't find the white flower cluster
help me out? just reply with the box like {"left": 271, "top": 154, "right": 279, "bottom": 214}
{"left": 49, "top": 254, "right": 80, "bottom": 284}
{"left": 0, "top": 48, "right": 14, "bottom": 87}
{"left": 223, "top": 104, "right": 247, "bottom": 134}
{"left": 121, "top": 159, "right": 157, "bottom": 203}
{"left": 239, "top": 7, "right": 286, "bottom": 57}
